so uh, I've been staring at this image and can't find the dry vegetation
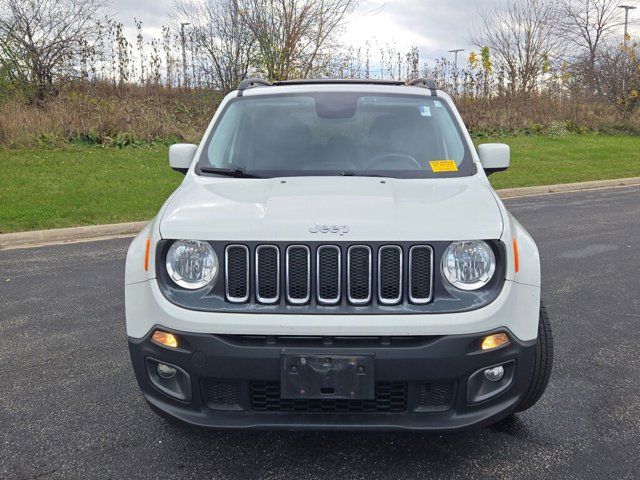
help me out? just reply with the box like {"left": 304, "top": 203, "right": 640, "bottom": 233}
{"left": 458, "top": 93, "right": 640, "bottom": 137}
{"left": 0, "top": 83, "right": 223, "bottom": 147}
{"left": 0, "top": 0, "right": 639, "bottom": 147}
{"left": 1, "top": 84, "right": 639, "bottom": 148}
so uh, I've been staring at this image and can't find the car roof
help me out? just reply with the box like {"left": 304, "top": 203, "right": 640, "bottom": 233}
{"left": 236, "top": 78, "right": 441, "bottom": 98}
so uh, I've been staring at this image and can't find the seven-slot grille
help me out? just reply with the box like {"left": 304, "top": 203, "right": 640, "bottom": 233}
{"left": 225, "top": 244, "right": 433, "bottom": 307}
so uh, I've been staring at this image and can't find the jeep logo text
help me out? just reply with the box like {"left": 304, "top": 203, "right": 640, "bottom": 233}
{"left": 309, "top": 224, "right": 350, "bottom": 236}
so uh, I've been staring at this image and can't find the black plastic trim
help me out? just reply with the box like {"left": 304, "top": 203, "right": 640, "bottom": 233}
{"left": 467, "top": 360, "right": 516, "bottom": 404}
{"left": 128, "top": 326, "right": 536, "bottom": 430}
{"left": 237, "top": 78, "right": 272, "bottom": 97}
{"left": 237, "top": 78, "right": 439, "bottom": 92}
{"left": 406, "top": 78, "right": 438, "bottom": 96}
{"left": 484, "top": 167, "right": 509, "bottom": 176}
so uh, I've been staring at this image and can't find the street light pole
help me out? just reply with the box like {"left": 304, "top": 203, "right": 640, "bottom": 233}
{"left": 180, "top": 22, "right": 190, "bottom": 89}
{"left": 448, "top": 49, "right": 465, "bottom": 95}
{"left": 619, "top": 5, "right": 637, "bottom": 46}
{"left": 448, "top": 49, "right": 465, "bottom": 70}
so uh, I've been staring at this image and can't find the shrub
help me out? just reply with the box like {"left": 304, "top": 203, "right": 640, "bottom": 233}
{"left": 0, "top": 82, "right": 224, "bottom": 147}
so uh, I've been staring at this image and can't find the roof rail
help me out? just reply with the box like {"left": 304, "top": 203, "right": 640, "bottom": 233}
{"left": 235, "top": 77, "right": 439, "bottom": 96}
{"left": 237, "top": 78, "right": 273, "bottom": 97}
{"left": 406, "top": 78, "right": 438, "bottom": 96}
{"left": 273, "top": 78, "right": 406, "bottom": 87}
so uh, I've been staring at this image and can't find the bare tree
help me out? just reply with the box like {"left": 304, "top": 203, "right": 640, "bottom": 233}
{"left": 557, "top": 0, "right": 628, "bottom": 94}
{"left": 472, "top": 0, "right": 560, "bottom": 94}
{"left": 0, "top": 0, "right": 105, "bottom": 102}
{"left": 597, "top": 38, "right": 640, "bottom": 115}
{"left": 237, "top": 0, "right": 357, "bottom": 81}
{"left": 175, "top": 0, "right": 254, "bottom": 92}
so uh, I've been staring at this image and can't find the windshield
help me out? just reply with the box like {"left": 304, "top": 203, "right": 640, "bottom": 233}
{"left": 197, "top": 93, "right": 475, "bottom": 179}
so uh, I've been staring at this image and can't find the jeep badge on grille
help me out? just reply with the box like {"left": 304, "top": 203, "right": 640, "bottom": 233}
{"left": 309, "top": 224, "right": 350, "bottom": 236}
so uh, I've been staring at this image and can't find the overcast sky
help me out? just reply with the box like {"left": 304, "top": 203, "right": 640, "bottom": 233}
{"left": 111, "top": 0, "right": 639, "bottom": 64}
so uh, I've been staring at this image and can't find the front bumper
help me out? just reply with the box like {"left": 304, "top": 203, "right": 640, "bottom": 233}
{"left": 129, "top": 328, "right": 536, "bottom": 431}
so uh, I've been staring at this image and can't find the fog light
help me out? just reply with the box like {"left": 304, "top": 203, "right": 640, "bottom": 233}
{"left": 467, "top": 360, "right": 515, "bottom": 404}
{"left": 152, "top": 330, "right": 179, "bottom": 349}
{"left": 146, "top": 358, "right": 192, "bottom": 401}
{"left": 484, "top": 365, "right": 505, "bottom": 382}
{"left": 481, "top": 333, "right": 509, "bottom": 350}
{"left": 157, "top": 363, "right": 177, "bottom": 379}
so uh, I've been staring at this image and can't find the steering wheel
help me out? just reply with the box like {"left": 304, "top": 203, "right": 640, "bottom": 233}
{"left": 301, "top": 159, "right": 359, "bottom": 171}
{"left": 365, "top": 153, "right": 423, "bottom": 171}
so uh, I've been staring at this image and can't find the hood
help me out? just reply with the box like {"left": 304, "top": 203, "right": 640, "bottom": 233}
{"left": 159, "top": 175, "right": 504, "bottom": 241}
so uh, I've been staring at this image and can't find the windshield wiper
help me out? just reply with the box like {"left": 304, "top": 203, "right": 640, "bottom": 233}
{"left": 198, "top": 166, "right": 262, "bottom": 178}
{"left": 339, "top": 171, "right": 388, "bottom": 178}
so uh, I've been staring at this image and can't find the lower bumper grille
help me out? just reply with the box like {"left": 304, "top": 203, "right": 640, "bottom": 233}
{"left": 202, "top": 380, "right": 241, "bottom": 410}
{"left": 417, "top": 383, "right": 455, "bottom": 412}
{"left": 201, "top": 379, "right": 455, "bottom": 414}
{"left": 249, "top": 382, "right": 408, "bottom": 413}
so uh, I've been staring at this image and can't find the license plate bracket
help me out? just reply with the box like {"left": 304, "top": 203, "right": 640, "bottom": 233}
{"left": 281, "top": 354, "right": 375, "bottom": 400}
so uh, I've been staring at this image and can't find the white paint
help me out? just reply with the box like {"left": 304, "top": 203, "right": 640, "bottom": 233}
{"left": 125, "top": 82, "right": 541, "bottom": 342}
{"left": 126, "top": 278, "right": 540, "bottom": 341}
{"left": 477, "top": 143, "right": 510, "bottom": 172}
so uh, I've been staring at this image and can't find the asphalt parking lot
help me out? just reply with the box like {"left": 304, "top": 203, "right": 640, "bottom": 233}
{"left": 1, "top": 187, "right": 639, "bottom": 479}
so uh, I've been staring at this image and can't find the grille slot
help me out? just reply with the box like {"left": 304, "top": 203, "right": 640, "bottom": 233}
{"left": 316, "top": 246, "right": 341, "bottom": 304}
{"left": 256, "top": 245, "right": 280, "bottom": 304}
{"left": 250, "top": 382, "right": 407, "bottom": 413}
{"left": 378, "top": 246, "right": 403, "bottom": 305}
{"left": 409, "top": 246, "right": 433, "bottom": 304}
{"left": 225, "top": 245, "right": 249, "bottom": 303}
{"left": 417, "top": 383, "right": 455, "bottom": 412}
{"left": 347, "top": 245, "right": 372, "bottom": 304}
{"left": 286, "top": 245, "right": 311, "bottom": 304}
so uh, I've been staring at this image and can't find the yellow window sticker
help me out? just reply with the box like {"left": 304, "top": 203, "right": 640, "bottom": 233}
{"left": 429, "top": 160, "right": 459, "bottom": 173}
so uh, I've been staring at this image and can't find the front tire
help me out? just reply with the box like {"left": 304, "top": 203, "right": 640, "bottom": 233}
{"left": 515, "top": 303, "right": 554, "bottom": 412}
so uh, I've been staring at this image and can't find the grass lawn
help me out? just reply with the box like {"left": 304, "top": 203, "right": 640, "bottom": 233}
{"left": 478, "top": 134, "right": 640, "bottom": 189}
{"left": 0, "top": 146, "right": 182, "bottom": 233}
{"left": 1, "top": 134, "right": 639, "bottom": 233}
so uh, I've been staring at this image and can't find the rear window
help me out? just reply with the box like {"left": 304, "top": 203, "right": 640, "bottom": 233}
{"left": 198, "top": 93, "right": 474, "bottom": 179}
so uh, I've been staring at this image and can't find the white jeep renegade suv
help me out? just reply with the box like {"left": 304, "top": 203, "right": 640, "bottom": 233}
{"left": 125, "top": 78, "right": 553, "bottom": 430}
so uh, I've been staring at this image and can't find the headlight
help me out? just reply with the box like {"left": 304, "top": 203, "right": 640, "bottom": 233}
{"left": 166, "top": 240, "right": 218, "bottom": 289}
{"left": 442, "top": 241, "right": 496, "bottom": 291}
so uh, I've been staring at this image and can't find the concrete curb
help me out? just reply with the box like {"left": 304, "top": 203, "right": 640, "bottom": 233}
{"left": 497, "top": 176, "right": 640, "bottom": 199}
{"left": 1, "top": 177, "right": 639, "bottom": 250}
{"left": 0, "top": 221, "right": 148, "bottom": 250}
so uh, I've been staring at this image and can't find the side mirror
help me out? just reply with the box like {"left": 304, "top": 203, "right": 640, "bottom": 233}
{"left": 169, "top": 143, "right": 198, "bottom": 174}
{"left": 477, "top": 143, "right": 510, "bottom": 175}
